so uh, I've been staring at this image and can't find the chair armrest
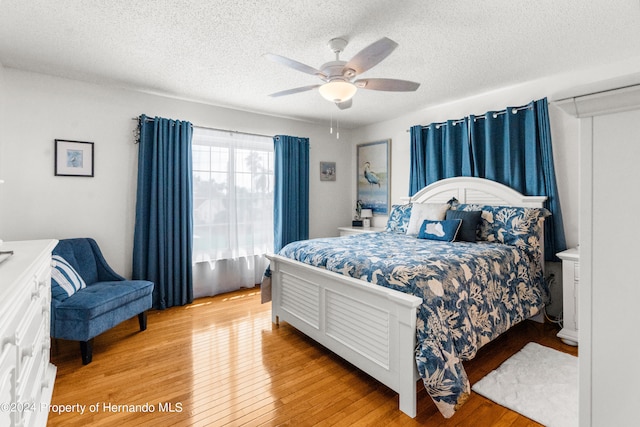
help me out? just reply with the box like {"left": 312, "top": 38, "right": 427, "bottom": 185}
{"left": 88, "top": 238, "right": 126, "bottom": 281}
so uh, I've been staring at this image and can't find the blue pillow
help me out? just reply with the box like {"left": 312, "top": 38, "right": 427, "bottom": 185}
{"left": 446, "top": 209, "right": 482, "bottom": 242}
{"left": 51, "top": 255, "right": 86, "bottom": 301}
{"left": 418, "top": 219, "right": 462, "bottom": 242}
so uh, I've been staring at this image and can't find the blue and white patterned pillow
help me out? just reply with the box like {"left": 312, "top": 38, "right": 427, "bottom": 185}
{"left": 51, "top": 255, "right": 86, "bottom": 301}
{"left": 385, "top": 203, "right": 412, "bottom": 234}
{"left": 418, "top": 219, "right": 462, "bottom": 242}
{"left": 452, "top": 204, "right": 550, "bottom": 253}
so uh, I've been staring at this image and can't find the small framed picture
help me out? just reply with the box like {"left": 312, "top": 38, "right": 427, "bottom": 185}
{"left": 55, "top": 139, "right": 94, "bottom": 177}
{"left": 320, "top": 161, "right": 336, "bottom": 181}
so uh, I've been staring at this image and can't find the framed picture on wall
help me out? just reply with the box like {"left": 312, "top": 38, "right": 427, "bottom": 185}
{"left": 357, "top": 139, "right": 390, "bottom": 215}
{"left": 55, "top": 139, "right": 94, "bottom": 177}
{"left": 320, "top": 161, "right": 336, "bottom": 181}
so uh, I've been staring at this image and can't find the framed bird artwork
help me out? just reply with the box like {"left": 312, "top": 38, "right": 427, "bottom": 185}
{"left": 357, "top": 139, "right": 390, "bottom": 215}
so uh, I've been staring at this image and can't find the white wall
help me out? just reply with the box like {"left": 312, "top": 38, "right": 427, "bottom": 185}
{"left": 0, "top": 69, "right": 353, "bottom": 277}
{"left": 0, "top": 63, "right": 7, "bottom": 234}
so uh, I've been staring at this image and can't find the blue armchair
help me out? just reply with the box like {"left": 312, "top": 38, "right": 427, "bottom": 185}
{"left": 50, "top": 238, "right": 154, "bottom": 364}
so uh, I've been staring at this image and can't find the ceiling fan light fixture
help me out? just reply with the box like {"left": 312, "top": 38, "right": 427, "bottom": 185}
{"left": 318, "top": 81, "right": 357, "bottom": 103}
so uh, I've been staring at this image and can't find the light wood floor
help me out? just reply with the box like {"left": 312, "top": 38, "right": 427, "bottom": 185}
{"left": 48, "top": 286, "right": 578, "bottom": 426}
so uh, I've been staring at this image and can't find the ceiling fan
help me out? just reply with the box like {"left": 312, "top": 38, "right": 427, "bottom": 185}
{"left": 264, "top": 37, "right": 420, "bottom": 110}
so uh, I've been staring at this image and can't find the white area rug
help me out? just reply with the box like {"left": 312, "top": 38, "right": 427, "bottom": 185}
{"left": 472, "top": 342, "right": 578, "bottom": 427}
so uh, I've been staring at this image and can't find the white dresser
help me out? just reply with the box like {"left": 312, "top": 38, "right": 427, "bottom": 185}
{"left": 557, "top": 247, "right": 579, "bottom": 346}
{"left": 0, "top": 240, "right": 57, "bottom": 427}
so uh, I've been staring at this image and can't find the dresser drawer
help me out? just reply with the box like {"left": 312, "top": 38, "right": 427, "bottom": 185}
{"left": 16, "top": 317, "right": 46, "bottom": 389}
{"left": 0, "top": 292, "right": 31, "bottom": 352}
{"left": 15, "top": 297, "right": 44, "bottom": 377}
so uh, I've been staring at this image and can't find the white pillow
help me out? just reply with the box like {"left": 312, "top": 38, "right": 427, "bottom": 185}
{"left": 406, "top": 203, "right": 450, "bottom": 236}
{"left": 51, "top": 255, "right": 87, "bottom": 299}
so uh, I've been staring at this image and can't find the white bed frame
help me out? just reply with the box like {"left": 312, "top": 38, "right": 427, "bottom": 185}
{"left": 267, "top": 177, "right": 547, "bottom": 418}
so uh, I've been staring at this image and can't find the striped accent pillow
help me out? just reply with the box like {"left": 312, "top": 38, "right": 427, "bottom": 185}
{"left": 51, "top": 255, "right": 86, "bottom": 301}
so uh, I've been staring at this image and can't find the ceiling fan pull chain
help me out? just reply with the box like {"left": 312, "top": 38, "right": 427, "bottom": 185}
{"left": 330, "top": 111, "right": 333, "bottom": 134}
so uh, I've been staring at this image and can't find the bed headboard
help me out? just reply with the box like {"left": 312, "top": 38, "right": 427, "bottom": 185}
{"left": 401, "top": 177, "right": 548, "bottom": 264}
{"left": 402, "top": 177, "right": 547, "bottom": 208}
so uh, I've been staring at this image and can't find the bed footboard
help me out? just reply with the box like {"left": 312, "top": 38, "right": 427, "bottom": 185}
{"left": 268, "top": 254, "right": 423, "bottom": 418}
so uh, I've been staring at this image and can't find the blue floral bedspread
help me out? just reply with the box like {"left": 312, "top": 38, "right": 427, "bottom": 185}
{"left": 278, "top": 231, "right": 547, "bottom": 417}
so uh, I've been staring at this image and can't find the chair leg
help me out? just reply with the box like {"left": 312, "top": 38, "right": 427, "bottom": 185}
{"left": 138, "top": 312, "right": 147, "bottom": 331}
{"left": 80, "top": 339, "right": 93, "bottom": 365}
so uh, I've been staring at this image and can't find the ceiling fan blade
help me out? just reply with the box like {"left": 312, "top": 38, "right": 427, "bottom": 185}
{"left": 268, "top": 85, "right": 321, "bottom": 97}
{"left": 354, "top": 78, "right": 420, "bottom": 92}
{"left": 344, "top": 37, "right": 398, "bottom": 75}
{"left": 263, "top": 53, "right": 327, "bottom": 79}
{"left": 336, "top": 99, "right": 352, "bottom": 110}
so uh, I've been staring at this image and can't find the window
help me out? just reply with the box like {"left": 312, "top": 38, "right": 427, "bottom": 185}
{"left": 191, "top": 127, "right": 274, "bottom": 266}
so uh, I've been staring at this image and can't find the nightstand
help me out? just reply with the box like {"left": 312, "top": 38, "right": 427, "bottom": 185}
{"left": 338, "top": 226, "right": 385, "bottom": 236}
{"left": 557, "top": 247, "right": 579, "bottom": 346}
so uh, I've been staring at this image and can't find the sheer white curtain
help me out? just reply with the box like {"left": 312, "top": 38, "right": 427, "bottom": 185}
{"left": 191, "top": 127, "right": 274, "bottom": 297}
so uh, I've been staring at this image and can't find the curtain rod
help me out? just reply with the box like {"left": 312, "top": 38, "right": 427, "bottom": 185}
{"left": 405, "top": 104, "right": 534, "bottom": 132}
{"left": 195, "top": 125, "right": 273, "bottom": 139}
{"left": 132, "top": 117, "right": 273, "bottom": 139}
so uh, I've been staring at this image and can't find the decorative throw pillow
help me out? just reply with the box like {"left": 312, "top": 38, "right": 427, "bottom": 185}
{"left": 385, "top": 203, "right": 412, "bottom": 234}
{"left": 51, "top": 255, "right": 86, "bottom": 301}
{"left": 417, "top": 219, "right": 462, "bottom": 242}
{"left": 445, "top": 209, "right": 482, "bottom": 242}
{"left": 406, "top": 203, "right": 450, "bottom": 236}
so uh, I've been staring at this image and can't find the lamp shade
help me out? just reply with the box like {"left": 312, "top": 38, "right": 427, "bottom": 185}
{"left": 360, "top": 209, "right": 373, "bottom": 218}
{"left": 318, "top": 81, "right": 357, "bottom": 103}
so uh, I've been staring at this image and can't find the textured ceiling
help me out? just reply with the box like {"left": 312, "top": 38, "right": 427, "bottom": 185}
{"left": 2, "top": 0, "right": 640, "bottom": 128}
